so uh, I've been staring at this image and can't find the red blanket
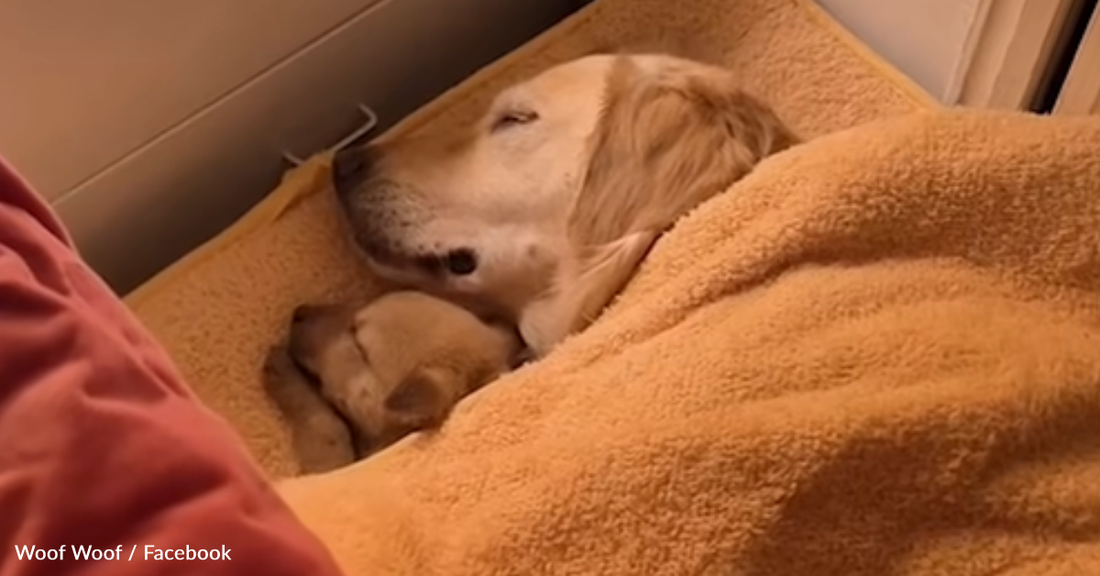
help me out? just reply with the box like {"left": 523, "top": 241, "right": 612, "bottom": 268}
{"left": 0, "top": 158, "right": 342, "bottom": 576}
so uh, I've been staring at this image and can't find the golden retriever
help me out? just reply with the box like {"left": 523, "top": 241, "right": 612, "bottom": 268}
{"left": 264, "top": 291, "right": 521, "bottom": 473}
{"left": 330, "top": 52, "right": 798, "bottom": 357}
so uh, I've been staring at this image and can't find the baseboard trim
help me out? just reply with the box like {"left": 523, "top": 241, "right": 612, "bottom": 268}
{"left": 956, "top": 0, "right": 1085, "bottom": 109}
{"left": 1053, "top": 0, "right": 1100, "bottom": 114}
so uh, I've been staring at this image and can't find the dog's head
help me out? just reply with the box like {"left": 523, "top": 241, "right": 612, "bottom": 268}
{"left": 287, "top": 291, "right": 519, "bottom": 455}
{"left": 332, "top": 52, "right": 797, "bottom": 354}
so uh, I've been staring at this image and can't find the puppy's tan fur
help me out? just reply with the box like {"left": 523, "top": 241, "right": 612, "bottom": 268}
{"left": 264, "top": 291, "right": 520, "bottom": 473}
{"left": 263, "top": 348, "right": 357, "bottom": 473}
{"left": 332, "top": 52, "right": 798, "bottom": 357}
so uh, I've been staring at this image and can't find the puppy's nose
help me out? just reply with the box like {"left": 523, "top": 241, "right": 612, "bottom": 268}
{"left": 332, "top": 145, "right": 378, "bottom": 197}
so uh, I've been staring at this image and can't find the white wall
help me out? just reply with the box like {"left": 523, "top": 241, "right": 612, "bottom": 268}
{"left": 0, "top": 0, "right": 575, "bottom": 293}
{"left": 816, "top": 0, "right": 986, "bottom": 101}
{"left": 0, "top": 0, "right": 385, "bottom": 201}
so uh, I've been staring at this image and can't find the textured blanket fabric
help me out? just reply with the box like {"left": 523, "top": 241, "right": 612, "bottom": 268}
{"left": 277, "top": 111, "right": 1100, "bottom": 575}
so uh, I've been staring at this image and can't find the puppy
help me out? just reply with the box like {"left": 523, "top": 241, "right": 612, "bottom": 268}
{"left": 263, "top": 347, "right": 357, "bottom": 473}
{"left": 263, "top": 290, "right": 521, "bottom": 473}
{"left": 328, "top": 52, "right": 798, "bottom": 357}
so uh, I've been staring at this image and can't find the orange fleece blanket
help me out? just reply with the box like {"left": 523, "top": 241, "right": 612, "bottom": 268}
{"left": 276, "top": 110, "right": 1100, "bottom": 575}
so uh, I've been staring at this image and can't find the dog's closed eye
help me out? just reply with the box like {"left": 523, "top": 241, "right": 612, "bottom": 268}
{"left": 491, "top": 108, "right": 539, "bottom": 132}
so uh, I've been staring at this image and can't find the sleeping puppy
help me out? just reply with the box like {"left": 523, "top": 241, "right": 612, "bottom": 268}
{"left": 263, "top": 347, "right": 357, "bottom": 473}
{"left": 329, "top": 52, "right": 799, "bottom": 357}
{"left": 263, "top": 291, "right": 521, "bottom": 473}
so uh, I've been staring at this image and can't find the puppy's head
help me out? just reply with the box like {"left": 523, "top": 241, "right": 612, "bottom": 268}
{"left": 332, "top": 52, "right": 796, "bottom": 350}
{"left": 287, "top": 291, "right": 519, "bottom": 455}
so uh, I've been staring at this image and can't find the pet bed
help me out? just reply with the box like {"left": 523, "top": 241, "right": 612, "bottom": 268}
{"left": 127, "top": 0, "right": 1100, "bottom": 573}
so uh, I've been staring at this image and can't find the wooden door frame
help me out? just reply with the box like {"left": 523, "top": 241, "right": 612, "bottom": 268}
{"left": 1054, "top": 5, "right": 1100, "bottom": 114}
{"left": 947, "top": 0, "right": 1085, "bottom": 110}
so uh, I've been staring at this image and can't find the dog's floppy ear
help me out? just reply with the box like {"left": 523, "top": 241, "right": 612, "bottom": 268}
{"left": 568, "top": 57, "right": 798, "bottom": 247}
{"left": 383, "top": 367, "right": 454, "bottom": 430}
{"left": 520, "top": 57, "right": 798, "bottom": 357}
{"left": 519, "top": 229, "right": 660, "bottom": 357}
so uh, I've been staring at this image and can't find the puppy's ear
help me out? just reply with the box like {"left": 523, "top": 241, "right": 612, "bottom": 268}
{"left": 568, "top": 57, "right": 798, "bottom": 248}
{"left": 519, "top": 230, "right": 659, "bottom": 357}
{"left": 383, "top": 367, "right": 454, "bottom": 430}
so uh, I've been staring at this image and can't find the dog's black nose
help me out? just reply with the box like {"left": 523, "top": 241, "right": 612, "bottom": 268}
{"left": 444, "top": 249, "right": 478, "bottom": 276}
{"left": 332, "top": 145, "right": 376, "bottom": 197}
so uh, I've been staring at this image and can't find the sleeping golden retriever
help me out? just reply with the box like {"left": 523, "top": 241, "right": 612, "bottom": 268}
{"left": 330, "top": 52, "right": 798, "bottom": 357}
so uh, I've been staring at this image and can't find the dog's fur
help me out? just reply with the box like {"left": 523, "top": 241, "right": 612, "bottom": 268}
{"left": 331, "top": 52, "right": 798, "bottom": 357}
{"left": 264, "top": 291, "right": 521, "bottom": 473}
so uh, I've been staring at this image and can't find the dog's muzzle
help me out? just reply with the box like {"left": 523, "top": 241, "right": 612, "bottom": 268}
{"left": 329, "top": 144, "right": 403, "bottom": 257}
{"left": 330, "top": 145, "right": 480, "bottom": 278}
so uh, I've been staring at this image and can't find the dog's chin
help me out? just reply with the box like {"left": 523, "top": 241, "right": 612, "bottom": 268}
{"left": 349, "top": 235, "right": 432, "bottom": 282}
{"left": 364, "top": 254, "right": 434, "bottom": 288}
{"left": 363, "top": 254, "right": 515, "bottom": 323}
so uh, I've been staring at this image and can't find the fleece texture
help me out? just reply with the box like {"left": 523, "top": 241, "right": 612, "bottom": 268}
{"left": 277, "top": 106, "right": 1100, "bottom": 571}
{"left": 276, "top": 109, "right": 1100, "bottom": 575}
{"left": 127, "top": 0, "right": 1100, "bottom": 574}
